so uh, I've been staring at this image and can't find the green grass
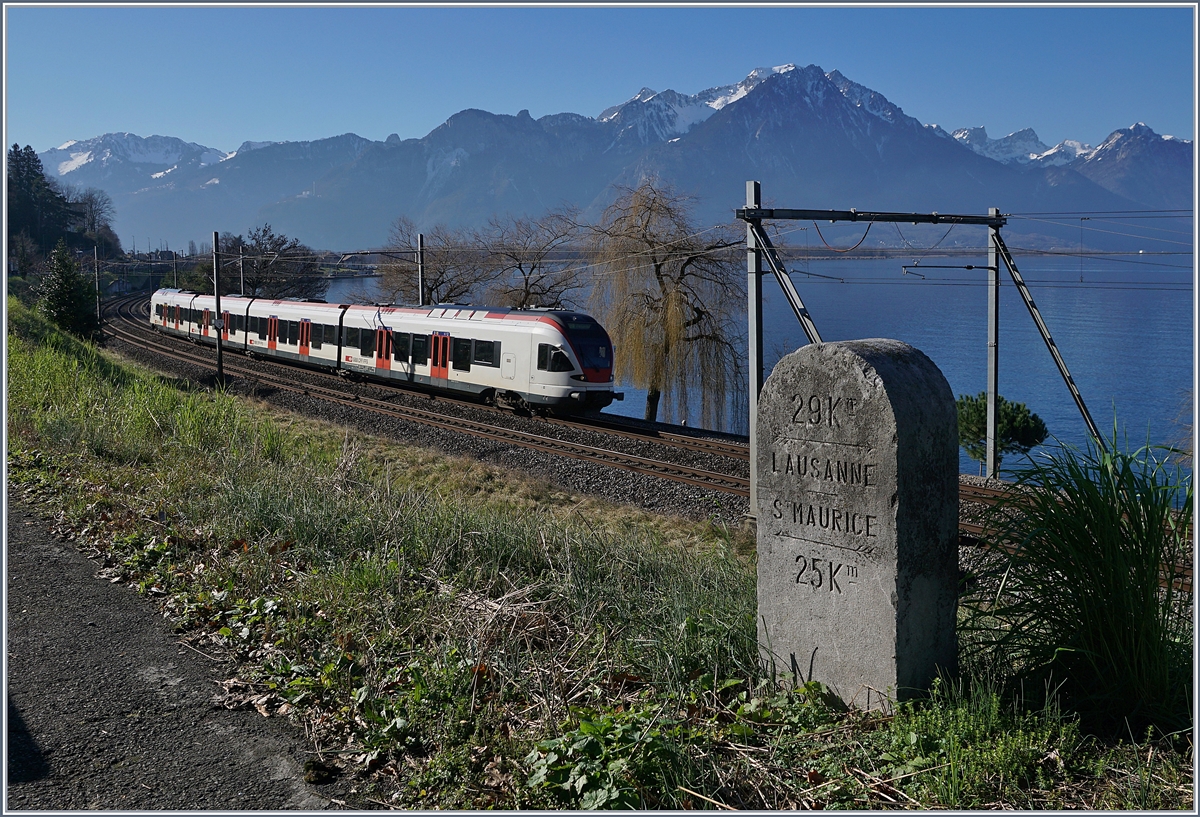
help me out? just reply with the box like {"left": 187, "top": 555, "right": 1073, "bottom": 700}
{"left": 6, "top": 299, "right": 1193, "bottom": 809}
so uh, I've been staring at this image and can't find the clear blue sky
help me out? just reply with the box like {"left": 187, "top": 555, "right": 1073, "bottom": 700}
{"left": 4, "top": 4, "right": 1195, "bottom": 154}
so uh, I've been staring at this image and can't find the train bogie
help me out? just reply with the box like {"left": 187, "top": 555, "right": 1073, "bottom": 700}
{"left": 149, "top": 289, "right": 620, "bottom": 413}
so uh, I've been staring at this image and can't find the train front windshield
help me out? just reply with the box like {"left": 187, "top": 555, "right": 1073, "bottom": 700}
{"left": 563, "top": 317, "right": 613, "bottom": 370}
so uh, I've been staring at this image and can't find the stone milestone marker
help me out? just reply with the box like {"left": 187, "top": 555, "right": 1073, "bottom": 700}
{"left": 757, "top": 339, "right": 958, "bottom": 709}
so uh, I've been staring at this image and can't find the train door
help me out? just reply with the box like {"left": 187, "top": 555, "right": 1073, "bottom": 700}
{"left": 374, "top": 328, "right": 392, "bottom": 372}
{"left": 267, "top": 316, "right": 279, "bottom": 351}
{"left": 201, "top": 308, "right": 211, "bottom": 338}
{"left": 172, "top": 305, "right": 181, "bottom": 330}
{"left": 430, "top": 332, "right": 450, "bottom": 382}
{"left": 299, "top": 320, "right": 311, "bottom": 356}
{"left": 221, "top": 310, "right": 231, "bottom": 342}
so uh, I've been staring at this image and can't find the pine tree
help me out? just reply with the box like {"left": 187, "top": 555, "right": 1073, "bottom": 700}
{"left": 35, "top": 240, "right": 99, "bottom": 339}
{"left": 7, "top": 144, "right": 79, "bottom": 251}
{"left": 956, "top": 392, "right": 1048, "bottom": 472}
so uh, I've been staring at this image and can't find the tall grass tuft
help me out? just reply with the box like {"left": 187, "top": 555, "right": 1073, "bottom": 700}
{"left": 960, "top": 435, "right": 1193, "bottom": 738}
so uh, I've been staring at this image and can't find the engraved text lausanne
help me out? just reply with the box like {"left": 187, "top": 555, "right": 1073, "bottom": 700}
{"left": 770, "top": 451, "right": 875, "bottom": 486}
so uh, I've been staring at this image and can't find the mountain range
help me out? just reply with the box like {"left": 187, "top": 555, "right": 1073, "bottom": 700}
{"left": 37, "top": 63, "right": 1193, "bottom": 252}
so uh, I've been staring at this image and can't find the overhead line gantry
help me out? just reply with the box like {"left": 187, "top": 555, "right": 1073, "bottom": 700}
{"left": 737, "top": 181, "right": 1103, "bottom": 519}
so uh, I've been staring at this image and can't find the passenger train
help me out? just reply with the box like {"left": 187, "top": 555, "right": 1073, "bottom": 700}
{"left": 149, "top": 289, "right": 621, "bottom": 413}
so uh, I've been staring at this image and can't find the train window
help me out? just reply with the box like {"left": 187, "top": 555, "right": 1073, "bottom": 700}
{"left": 359, "top": 329, "right": 375, "bottom": 357}
{"left": 472, "top": 340, "right": 499, "bottom": 367}
{"left": 411, "top": 334, "right": 429, "bottom": 365}
{"left": 451, "top": 338, "right": 472, "bottom": 371}
{"left": 287, "top": 320, "right": 299, "bottom": 345}
{"left": 393, "top": 331, "right": 410, "bottom": 362}
{"left": 310, "top": 323, "right": 322, "bottom": 350}
{"left": 537, "top": 343, "right": 574, "bottom": 372}
{"left": 324, "top": 324, "right": 337, "bottom": 346}
{"left": 345, "top": 327, "right": 360, "bottom": 351}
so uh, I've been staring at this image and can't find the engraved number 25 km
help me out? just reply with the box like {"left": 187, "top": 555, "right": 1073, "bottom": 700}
{"left": 795, "top": 555, "right": 858, "bottom": 593}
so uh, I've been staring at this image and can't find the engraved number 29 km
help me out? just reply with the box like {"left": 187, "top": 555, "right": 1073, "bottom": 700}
{"left": 791, "top": 394, "right": 855, "bottom": 428}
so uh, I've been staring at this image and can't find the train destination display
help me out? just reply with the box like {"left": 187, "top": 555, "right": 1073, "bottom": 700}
{"left": 756, "top": 339, "right": 959, "bottom": 710}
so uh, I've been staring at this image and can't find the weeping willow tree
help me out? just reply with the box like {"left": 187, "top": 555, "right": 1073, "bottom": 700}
{"left": 589, "top": 179, "right": 745, "bottom": 427}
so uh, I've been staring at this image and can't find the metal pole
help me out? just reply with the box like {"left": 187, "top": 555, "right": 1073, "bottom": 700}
{"left": 173, "top": 252, "right": 178, "bottom": 287}
{"left": 212, "top": 231, "right": 224, "bottom": 385}
{"left": 746, "top": 181, "right": 764, "bottom": 521}
{"left": 239, "top": 245, "right": 245, "bottom": 295}
{"left": 994, "top": 232, "right": 1105, "bottom": 448}
{"left": 417, "top": 233, "right": 425, "bottom": 306}
{"left": 748, "top": 222, "right": 823, "bottom": 344}
{"left": 986, "top": 208, "right": 1000, "bottom": 478}
{"left": 94, "top": 246, "right": 101, "bottom": 323}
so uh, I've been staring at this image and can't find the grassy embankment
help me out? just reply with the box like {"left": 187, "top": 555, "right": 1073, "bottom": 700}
{"left": 6, "top": 298, "right": 1193, "bottom": 809}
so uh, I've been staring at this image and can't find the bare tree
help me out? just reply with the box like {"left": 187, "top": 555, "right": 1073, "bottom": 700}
{"left": 70, "top": 187, "right": 116, "bottom": 235}
{"left": 238, "top": 224, "right": 325, "bottom": 300}
{"left": 478, "top": 207, "right": 585, "bottom": 309}
{"left": 379, "top": 217, "right": 491, "bottom": 306}
{"left": 589, "top": 178, "right": 745, "bottom": 427}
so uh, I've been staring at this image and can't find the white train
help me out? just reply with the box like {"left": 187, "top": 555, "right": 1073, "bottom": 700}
{"left": 149, "top": 289, "right": 621, "bottom": 412}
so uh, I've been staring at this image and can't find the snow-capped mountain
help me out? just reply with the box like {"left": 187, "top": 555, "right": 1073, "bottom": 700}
{"left": 39, "top": 133, "right": 230, "bottom": 192}
{"left": 597, "top": 64, "right": 795, "bottom": 145}
{"left": 950, "top": 126, "right": 1097, "bottom": 167}
{"left": 1070, "top": 122, "right": 1193, "bottom": 210}
{"left": 36, "top": 65, "right": 1191, "bottom": 251}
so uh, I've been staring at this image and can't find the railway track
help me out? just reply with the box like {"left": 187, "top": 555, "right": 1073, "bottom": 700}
{"left": 98, "top": 296, "right": 1059, "bottom": 512}
{"left": 106, "top": 296, "right": 749, "bottom": 497}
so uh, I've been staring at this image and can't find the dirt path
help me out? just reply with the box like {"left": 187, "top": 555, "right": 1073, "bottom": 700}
{"left": 5, "top": 492, "right": 349, "bottom": 810}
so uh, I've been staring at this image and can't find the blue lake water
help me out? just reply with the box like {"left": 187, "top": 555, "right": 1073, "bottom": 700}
{"left": 325, "top": 252, "right": 1194, "bottom": 476}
